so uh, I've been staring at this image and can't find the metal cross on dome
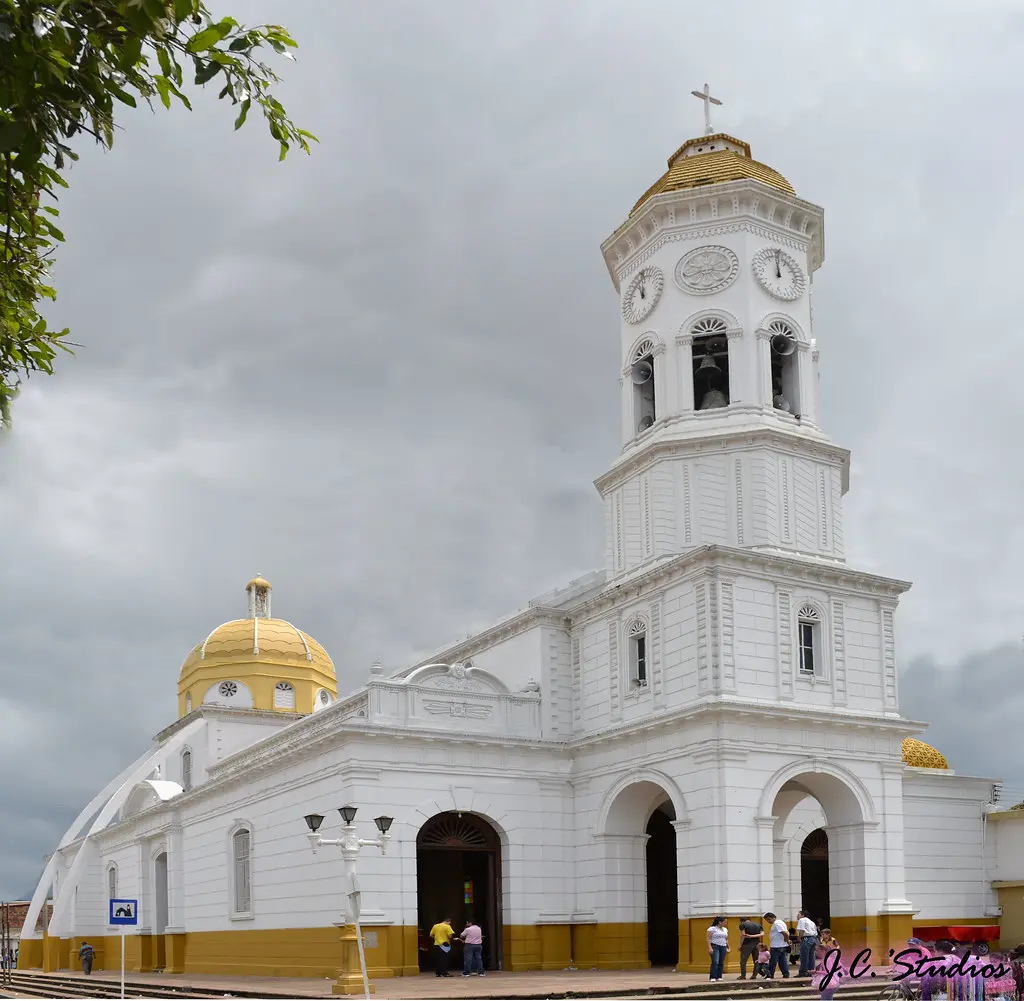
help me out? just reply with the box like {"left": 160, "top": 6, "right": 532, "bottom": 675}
{"left": 691, "top": 82, "right": 722, "bottom": 135}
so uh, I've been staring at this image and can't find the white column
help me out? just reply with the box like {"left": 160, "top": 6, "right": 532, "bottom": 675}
{"left": 652, "top": 342, "right": 668, "bottom": 421}
{"left": 726, "top": 328, "right": 745, "bottom": 403}
{"left": 754, "top": 817, "right": 777, "bottom": 914}
{"left": 877, "top": 764, "right": 914, "bottom": 913}
{"left": 796, "top": 342, "right": 813, "bottom": 422}
{"left": 165, "top": 825, "right": 185, "bottom": 933}
{"left": 675, "top": 335, "right": 695, "bottom": 412}
{"left": 593, "top": 834, "right": 648, "bottom": 925}
{"left": 756, "top": 330, "right": 773, "bottom": 406}
{"left": 620, "top": 373, "right": 631, "bottom": 444}
{"left": 672, "top": 820, "right": 692, "bottom": 918}
{"left": 825, "top": 822, "right": 869, "bottom": 918}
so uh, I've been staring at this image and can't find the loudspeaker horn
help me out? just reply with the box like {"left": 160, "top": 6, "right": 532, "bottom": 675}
{"left": 630, "top": 359, "right": 654, "bottom": 385}
{"left": 771, "top": 332, "right": 796, "bottom": 356}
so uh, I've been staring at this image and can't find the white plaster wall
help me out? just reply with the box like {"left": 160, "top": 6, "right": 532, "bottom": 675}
{"left": 991, "top": 813, "right": 1024, "bottom": 882}
{"left": 903, "top": 772, "right": 994, "bottom": 919}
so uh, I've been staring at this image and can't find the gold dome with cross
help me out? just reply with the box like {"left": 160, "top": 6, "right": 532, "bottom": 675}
{"left": 177, "top": 575, "right": 337, "bottom": 717}
{"left": 630, "top": 83, "right": 795, "bottom": 217}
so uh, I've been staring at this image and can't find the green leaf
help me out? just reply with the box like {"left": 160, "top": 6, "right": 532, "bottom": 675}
{"left": 110, "top": 87, "right": 137, "bottom": 108}
{"left": 186, "top": 26, "right": 224, "bottom": 52}
{"left": 233, "top": 98, "right": 250, "bottom": 130}
{"left": 0, "top": 120, "right": 29, "bottom": 153}
{"left": 154, "top": 75, "right": 171, "bottom": 109}
{"left": 173, "top": 0, "right": 197, "bottom": 21}
{"left": 194, "top": 60, "right": 220, "bottom": 85}
{"left": 157, "top": 47, "right": 172, "bottom": 77}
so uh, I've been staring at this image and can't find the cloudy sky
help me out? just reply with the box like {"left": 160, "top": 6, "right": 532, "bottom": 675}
{"left": 2, "top": 0, "right": 1023, "bottom": 899}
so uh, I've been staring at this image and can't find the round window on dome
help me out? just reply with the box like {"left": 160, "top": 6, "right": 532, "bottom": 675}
{"left": 320, "top": 690, "right": 330, "bottom": 705}
{"left": 219, "top": 681, "right": 238, "bottom": 698}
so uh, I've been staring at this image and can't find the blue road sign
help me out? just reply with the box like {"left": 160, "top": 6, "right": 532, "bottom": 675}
{"left": 109, "top": 899, "right": 138, "bottom": 926}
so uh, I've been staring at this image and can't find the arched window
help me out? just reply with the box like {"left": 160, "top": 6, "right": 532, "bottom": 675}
{"left": 629, "top": 337, "right": 657, "bottom": 435}
{"left": 107, "top": 863, "right": 117, "bottom": 901}
{"left": 627, "top": 617, "right": 648, "bottom": 689}
{"left": 181, "top": 749, "right": 192, "bottom": 791}
{"left": 274, "top": 682, "right": 296, "bottom": 710}
{"left": 231, "top": 827, "right": 252, "bottom": 917}
{"left": 690, "top": 316, "right": 730, "bottom": 410}
{"left": 797, "top": 603, "right": 823, "bottom": 677}
{"left": 767, "top": 318, "right": 801, "bottom": 416}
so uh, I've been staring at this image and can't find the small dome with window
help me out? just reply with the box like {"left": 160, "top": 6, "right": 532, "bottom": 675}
{"left": 177, "top": 576, "right": 337, "bottom": 718}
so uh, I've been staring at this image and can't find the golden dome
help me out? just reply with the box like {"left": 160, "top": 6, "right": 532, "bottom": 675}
{"left": 902, "top": 738, "right": 949, "bottom": 770}
{"left": 177, "top": 577, "right": 337, "bottom": 718}
{"left": 631, "top": 133, "right": 794, "bottom": 217}
{"left": 178, "top": 618, "right": 334, "bottom": 679}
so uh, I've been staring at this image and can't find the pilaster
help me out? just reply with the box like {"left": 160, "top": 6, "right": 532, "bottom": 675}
{"left": 675, "top": 334, "right": 695, "bottom": 412}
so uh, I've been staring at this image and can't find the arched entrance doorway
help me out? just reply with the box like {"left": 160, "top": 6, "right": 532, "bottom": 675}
{"left": 768, "top": 768, "right": 867, "bottom": 946}
{"left": 646, "top": 803, "right": 678, "bottom": 967}
{"left": 601, "top": 778, "right": 682, "bottom": 969}
{"left": 801, "top": 828, "right": 830, "bottom": 929}
{"left": 417, "top": 812, "right": 502, "bottom": 972}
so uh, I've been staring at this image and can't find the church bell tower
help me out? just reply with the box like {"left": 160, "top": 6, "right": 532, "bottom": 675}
{"left": 596, "top": 86, "right": 848, "bottom": 579}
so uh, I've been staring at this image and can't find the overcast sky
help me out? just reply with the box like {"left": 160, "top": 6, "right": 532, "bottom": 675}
{"left": 2, "top": 0, "right": 1023, "bottom": 899}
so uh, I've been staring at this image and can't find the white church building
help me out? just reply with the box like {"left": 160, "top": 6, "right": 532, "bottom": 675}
{"left": 19, "top": 107, "right": 1024, "bottom": 982}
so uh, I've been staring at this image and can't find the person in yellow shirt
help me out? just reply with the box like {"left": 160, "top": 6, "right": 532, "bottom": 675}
{"left": 429, "top": 916, "right": 455, "bottom": 977}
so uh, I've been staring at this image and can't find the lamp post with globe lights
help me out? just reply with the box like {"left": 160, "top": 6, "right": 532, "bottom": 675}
{"left": 303, "top": 807, "right": 394, "bottom": 998}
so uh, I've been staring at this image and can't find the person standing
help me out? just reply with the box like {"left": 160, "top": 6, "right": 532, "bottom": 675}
{"left": 706, "top": 916, "right": 729, "bottom": 981}
{"left": 763, "top": 912, "right": 791, "bottom": 979}
{"left": 796, "top": 910, "right": 819, "bottom": 976}
{"left": 459, "top": 918, "right": 485, "bottom": 977}
{"left": 738, "top": 916, "right": 764, "bottom": 979}
{"left": 428, "top": 917, "right": 455, "bottom": 978}
{"left": 79, "top": 941, "right": 95, "bottom": 975}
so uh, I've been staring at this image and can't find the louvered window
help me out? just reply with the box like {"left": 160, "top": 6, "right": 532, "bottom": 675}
{"left": 232, "top": 829, "right": 251, "bottom": 914}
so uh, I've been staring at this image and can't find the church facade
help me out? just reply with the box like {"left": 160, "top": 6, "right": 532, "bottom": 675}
{"left": 19, "top": 118, "right": 1021, "bottom": 980}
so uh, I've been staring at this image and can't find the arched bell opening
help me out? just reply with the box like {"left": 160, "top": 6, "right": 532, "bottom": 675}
{"left": 691, "top": 318, "right": 730, "bottom": 410}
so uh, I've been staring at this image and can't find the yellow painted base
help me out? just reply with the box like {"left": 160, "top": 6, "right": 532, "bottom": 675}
{"left": 995, "top": 884, "right": 1024, "bottom": 949}
{"left": 15, "top": 916, "right": 992, "bottom": 979}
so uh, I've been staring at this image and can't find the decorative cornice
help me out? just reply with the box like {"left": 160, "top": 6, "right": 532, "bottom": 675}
{"left": 597, "top": 425, "right": 847, "bottom": 496}
{"left": 602, "top": 186, "right": 825, "bottom": 290}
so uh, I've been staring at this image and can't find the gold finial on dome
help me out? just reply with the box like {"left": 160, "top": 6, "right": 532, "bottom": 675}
{"left": 902, "top": 738, "right": 949, "bottom": 770}
{"left": 246, "top": 573, "right": 272, "bottom": 619}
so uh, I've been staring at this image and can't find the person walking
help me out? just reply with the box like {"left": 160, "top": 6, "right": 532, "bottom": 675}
{"left": 460, "top": 918, "right": 485, "bottom": 977}
{"left": 738, "top": 916, "right": 764, "bottom": 979}
{"left": 796, "top": 910, "right": 819, "bottom": 976}
{"left": 79, "top": 941, "right": 95, "bottom": 975}
{"left": 428, "top": 917, "right": 455, "bottom": 978}
{"left": 706, "top": 916, "right": 729, "bottom": 981}
{"left": 763, "top": 912, "right": 791, "bottom": 979}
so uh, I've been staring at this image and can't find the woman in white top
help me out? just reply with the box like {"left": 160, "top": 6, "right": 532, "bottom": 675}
{"left": 706, "top": 916, "right": 730, "bottom": 981}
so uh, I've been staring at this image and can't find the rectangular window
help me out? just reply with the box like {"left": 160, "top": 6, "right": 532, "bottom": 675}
{"left": 798, "top": 621, "right": 815, "bottom": 674}
{"left": 635, "top": 636, "right": 647, "bottom": 685}
{"left": 233, "top": 830, "right": 251, "bottom": 914}
{"left": 108, "top": 866, "right": 116, "bottom": 901}
{"left": 182, "top": 751, "right": 192, "bottom": 792}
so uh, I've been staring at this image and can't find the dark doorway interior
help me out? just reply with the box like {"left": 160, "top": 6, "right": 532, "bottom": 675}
{"left": 646, "top": 805, "right": 678, "bottom": 967}
{"left": 800, "top": 828, "right": 830, "bottom": 929}
{"left": 417, "top": 812, "right": 502, "bottom": 972}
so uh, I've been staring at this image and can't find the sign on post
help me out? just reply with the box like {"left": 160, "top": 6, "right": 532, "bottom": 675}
{"left": 108, "top": 899, "right": 137, "bottom": 1001}
{"left": 109, "top": 899, "right": 138, "bottom": 926}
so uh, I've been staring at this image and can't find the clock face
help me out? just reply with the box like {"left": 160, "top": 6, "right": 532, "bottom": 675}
{"left": 622, "top": 266, "right": 664, "bottom": 324}
{"left": 752, "top": 247, "right": 806, "bottom": 301}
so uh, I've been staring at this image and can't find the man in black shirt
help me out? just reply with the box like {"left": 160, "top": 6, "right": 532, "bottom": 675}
{"left": 738, "top": 916, "right": 764, "bottom": 979}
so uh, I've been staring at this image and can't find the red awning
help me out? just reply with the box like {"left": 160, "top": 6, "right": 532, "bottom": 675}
{"left": 912, "top": 926, "right": 1001, "bottom": 942}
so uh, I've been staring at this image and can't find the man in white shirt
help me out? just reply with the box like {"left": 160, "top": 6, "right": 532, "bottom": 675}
{"left": 763, "top": 912, "right": 791, "bottom": 979}
{"left": 796, "top": 910, "right": 819, "bottom": 976}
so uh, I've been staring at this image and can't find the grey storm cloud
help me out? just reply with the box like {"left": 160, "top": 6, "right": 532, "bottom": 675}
{"left": 2, "top": 0, "right": 1023, "bottom": 897}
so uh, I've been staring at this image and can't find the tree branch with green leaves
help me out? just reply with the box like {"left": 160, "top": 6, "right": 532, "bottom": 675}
{"left": 0, "top": 0, "right": 316, "bottom": 426}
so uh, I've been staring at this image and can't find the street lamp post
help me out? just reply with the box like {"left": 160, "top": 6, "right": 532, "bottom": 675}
{"left": 304, "top": 807, "right": 393, "bottom": 999}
